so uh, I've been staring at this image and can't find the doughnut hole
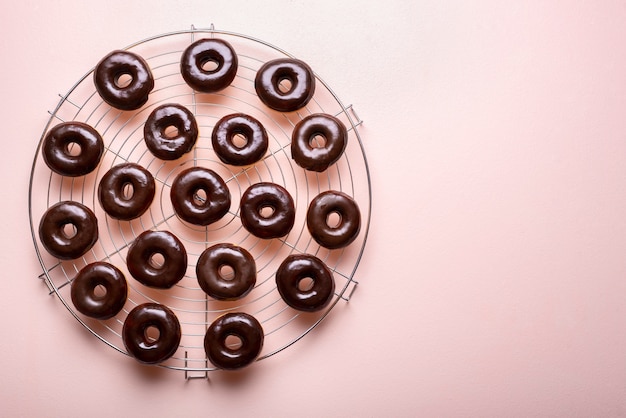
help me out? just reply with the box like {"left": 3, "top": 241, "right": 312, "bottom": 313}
{"left": 224, "top": 334, "right": 243, "bottom": 351}
{"left": 149, "top": 252, "right": 166, "bottom": 270}
{"left": 278, "top": 77, "right": 293, "bottom": 94}
{"left": 122, "top": 182, "right": 134, "bottom": 200}
{"left": 197, "top": 52, "right": 223, "bottom": 73}
{"left": 259, "top": 205, "right": 275, "bottom": 219}
{"left": 65, "top": 141, "right": 82, "bottom": 157}
{"left": 309, "top": 134, "right": 327, "bottom": 149}
{"left": 192, "top": 188, "right": 208, "bottom": 206}
{"left": 297, "top": 276, "right": 315, "bottom": 292}
{"left": 93, "top": 284, "right": 107, "bottom": 299}
{"left": 218, "top": 264, "right": 235, "bottom": 281}
{"left": 163, "top": 125, "right": 180, "bottom": 139}
{"left": 225, "top": 334, "right": 243, "bottom": 350}
{"left": 115, "top": 72, "right": 133, "bottom": 88}
{"left": 326, "top": 211, "right": 342, "bottom": 229}
{"left": 62, "top": 222, "right": 78, "bottom": 239}
{"left": 159, "top": 116, "right": 185, "bottom": 139}
{"left": 232, "top": 132, "right": 248, "bottom": 149}
{"left": 144, "top": 325, "right": 161, "bottom": 343}
{"left": 201, "top": 58, "right": 220, "bottom": 72}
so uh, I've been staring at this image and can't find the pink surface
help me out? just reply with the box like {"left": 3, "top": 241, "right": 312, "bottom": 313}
{"left": 3, "top": 1, "right": 626, "bottom": 416}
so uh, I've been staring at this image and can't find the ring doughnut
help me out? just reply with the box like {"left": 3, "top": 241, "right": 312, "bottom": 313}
{"left": 254, "top": 58, "right": 315, "bottom": 112}
{"left": 291, "top": 114, "right": 347, "bottom": 172}
{"left": 98, "top": 163, "right": 155, "bottom": 220}
{"left": 204, "top": 312, "right": 264, "bottom": 370}
{"left": 122, "top": 303, "right": 181, "bottom": 364}
{"left": 307, "top": 191, "right": 361, "bottom": 249}
{"left": 42, "top": 122, "right": 104, "bottom": 177}
{"left": 180, "top": 38, "right": 238, "bottom": 93}
{"left": 170, "top": 167, "right": 231, "bottom": 226}
{"left": 275, "top": 254, "right": 335, "bottom": 312}
{"left": 71, "top": 262, "right": 128, "bottom": 320}
{"left": 211, "top": 113, "right": 268, "bottom": 166}
{"left": 94, "top": 50, "right": 154, "bottom": 111}
{"left": 196, "top": 244, "right": 256, "bottom": 300}
{"left": 239, "top": 182, "right": 295, "bottom": 239}
{"left": 38, "top": 201, "right": 98, "bottom": 260}
{"left": 143, "top": 103, "right": 198, "bottom": 160}
{"left": 126, "top": 230, "right": 188, "bottom": 289}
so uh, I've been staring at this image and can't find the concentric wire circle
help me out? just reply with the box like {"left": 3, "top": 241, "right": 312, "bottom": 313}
{"left": 29, "top": 27, "right": 371, "bottom": 373}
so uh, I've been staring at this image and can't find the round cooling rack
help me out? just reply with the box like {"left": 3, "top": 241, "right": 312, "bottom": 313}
{"left": 29, "top": 26, "right": 371, "bottom": 376}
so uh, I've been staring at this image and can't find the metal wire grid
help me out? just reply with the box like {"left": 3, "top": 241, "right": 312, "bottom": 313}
{"left": 28, "top": 26, "right": 371, "bottom": 376}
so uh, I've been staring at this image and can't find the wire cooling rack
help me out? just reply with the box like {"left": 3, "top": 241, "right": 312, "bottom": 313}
{"left": 28, "top": 25, "right": 371, "bottom": 377}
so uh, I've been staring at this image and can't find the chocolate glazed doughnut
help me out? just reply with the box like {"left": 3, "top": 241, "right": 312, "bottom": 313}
{"left": 254, "top": 58, "right": 315, "bottom": 112}
{"left": 71, "top": 262, "right": 128, "bottom": 320}
{"left": 196, "top": 244, "right": 256, "bottom": 300}
{"left": 170, "top": 167, "right": 231, "bottom": 226}
{"left": 181, "top": 38, "right": 238, "bottom": 93}
{"left": 94, "top": 50, "right": 154, "bottom": 111}
{"left": 275, "top": 254, "right": 335, "bottom": 312}
{"left": 98, "top": 163, "right": 155, "bottom": 220}
{"left": 239, "top": 182, "right": 295, "bottom": 239}
{"left": 211, "top": 113, "right": 268, "bottom": 166}
{"left": 143, "top": 103, "right": 198, "bottom": 160}
{"left": 42, "top": 122, "right": 104, "bottom": 177}
{"left": 291, "top": 114, "right": 347, "bottom": 172}
{"left": 126, "top": 230, "right": 187, "bottom": 289}
{"left": 307, "top": 191, "right": 361, "bottom": 249}
{"left": 204, "top": 312, "right": 264, "bottom": 370}
{"left": 122, "top": 303, "right": 181, "bottom": 364}
{"left": 39, "top": 201, "right": 98, "bottom": 260}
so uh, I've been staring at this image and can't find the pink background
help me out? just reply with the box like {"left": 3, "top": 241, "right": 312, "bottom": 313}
{"left": 3, "top": 1, "right": 626, "bottom": 416}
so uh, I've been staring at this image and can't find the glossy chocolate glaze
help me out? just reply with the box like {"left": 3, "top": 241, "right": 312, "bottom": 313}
{"left": 39, "top": 201, "right": 98, "bottom": 260}
{"left": 239, "top": 182, "right": 295, "bottom": 239}
{"left": 307, "top": 190, "right": 361, "bottom": 249}
{"left": 94, "top": 50, "right": 154, "bottom": 111}
{"left": 196, "top": 243, "right": 256, "bottom": 300}
{"left": 170, "top": 167, "right": 231, "bottom": 226}
{"left": 204, "top": 312, "right": 264, "bottom": 370}
{"left": 254, "top": 58, "right": 315, "bottom": 112}
{"left": 98, "top": 163, "right": 155, "bottom": 220}
{"left": 180, "top": 38, "right": 238, "bottom": 92}
{"left": 275, "top": 254, "right": 335, "bottom": 312}
{"left": 122, "top": 303, "right": 181, "bottom": 364}
{"left": 126, "top": 230, "right": 187, "bottom": 289}
{"left": 211, "top": 113, "right": 268, "bottom": 166}
{"left": 144, "top": 103, "right": 198, "bottom": 160}
{"left": 291, "top": 114, "right": 347, "bottom": 172}
{"left": 42, "top": 122, "right": 104, "bottom": 177}
{"left": 71, "top": 262, "right": 128, "bottom": 320}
